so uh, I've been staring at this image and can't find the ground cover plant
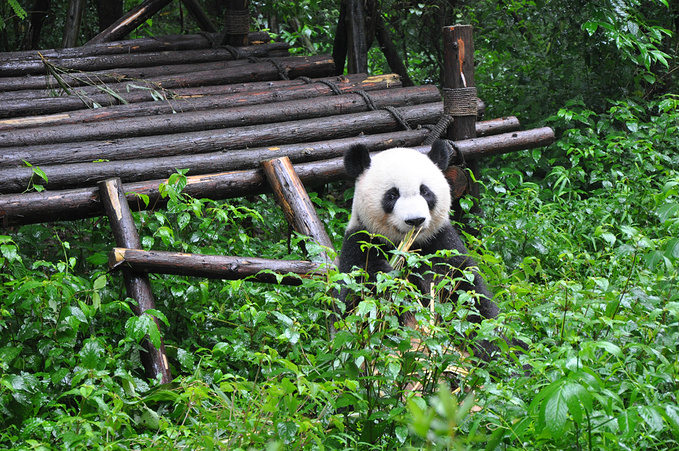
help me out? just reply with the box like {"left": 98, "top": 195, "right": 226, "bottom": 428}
{"left": 2, "top": 0, "right": 679, "bottom": 449}
{"left": 2, "top": 97, "right": 678, "bottom": 450}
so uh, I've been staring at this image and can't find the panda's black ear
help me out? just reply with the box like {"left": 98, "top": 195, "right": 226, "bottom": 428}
{"left": 344, "top": 144, "right": 371, "bottom": 178}
{"left": 428, "top": 139, "right": 451, "bottom": 172}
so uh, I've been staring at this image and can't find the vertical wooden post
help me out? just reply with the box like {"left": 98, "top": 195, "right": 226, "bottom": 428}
{"left": 98, "top": 178, "right": 172, "bottom": 384}
{"left": 262, "top": 157, "right": 336, "bottom": 267}
{"left": 222, "top": 0, "right": 250, "bottom": 46}
{"left": 346, "top": 0, "right": 368, "bottom": 74}
{"left": 442, "top": 25, "right": 480, "bottom": 198}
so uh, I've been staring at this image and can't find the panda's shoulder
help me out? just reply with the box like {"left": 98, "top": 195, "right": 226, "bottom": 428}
{"left": 420, "top": 223, "right": 466, "bottom": 252}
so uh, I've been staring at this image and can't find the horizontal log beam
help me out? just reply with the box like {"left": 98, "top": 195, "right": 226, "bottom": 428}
{"left": 0, "top": 127, "right": 554, "bottom": 227}
{"left": 0, "top": 116, "right": 522, "bottom": 192}
{"left": 0, "top": 55, "right": 336, "bottom": 118}
{"left": 0, "top": 42, "right": 290, "bottom": 91}
{"left": 0, "top": 32, "right": 271, "bottom": 64}
{"left": 0, "top": 85, "right": 440, "bottom": 148}
{"left": 3, "top": 102, "right": 442, "bottom": 167}
{"left": 0, "top": 74, "right": 400, "bottom": 131}
{"left": 0, "top": 129, "right": 429, "bottom": 192}
{"left": 109, "top": 248, "right": 325, "bottom": 285}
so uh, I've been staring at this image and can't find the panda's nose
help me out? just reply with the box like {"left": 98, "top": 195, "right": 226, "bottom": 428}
{"left": 405, "top": 217, "right": 425, "bottom": 227}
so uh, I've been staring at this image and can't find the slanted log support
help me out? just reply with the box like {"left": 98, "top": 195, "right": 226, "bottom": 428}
{"left": 263, "top": 157, "right": 336, "bottom": 266}
{"left": 87, "top": 0, "right": 173, "bottom": 45}
{"left": 98, "top": 178, "right": 172, "bottom": 384}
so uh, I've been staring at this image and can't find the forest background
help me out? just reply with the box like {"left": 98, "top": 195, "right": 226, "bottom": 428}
{"left": 1, "top": 0, "right": 679, "bottom": 449}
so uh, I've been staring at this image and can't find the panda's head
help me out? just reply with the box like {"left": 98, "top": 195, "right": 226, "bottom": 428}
{"left": 345, "top": 139, "right": 452, "bottom": 245}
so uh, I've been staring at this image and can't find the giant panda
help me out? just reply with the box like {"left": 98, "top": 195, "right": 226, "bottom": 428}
{"left": 337, "top": 139, "right": 502, "bottom": 357}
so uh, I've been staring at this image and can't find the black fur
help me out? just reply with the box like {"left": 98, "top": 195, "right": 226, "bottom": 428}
{"left": 344, "top": 144, "right": 372, "bottom": 178}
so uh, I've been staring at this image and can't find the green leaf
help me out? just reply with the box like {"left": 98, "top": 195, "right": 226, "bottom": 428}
{"left": 543, "top": 386, "right": 569, "bottom": 439}
{"left": 639, "top": 406, "right": 664, "bottom": 432}
{"left": 79, "top": 339, "right": 104, "bottom": 369}
{"left": 618, "top": 409, "right": 640, "bottom": 439}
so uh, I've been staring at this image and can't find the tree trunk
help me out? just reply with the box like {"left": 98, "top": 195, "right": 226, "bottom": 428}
{"left": 96, "top": 0, "right": 123, "bottom": 32}
{"left": 332, "top": 0, "right": 348, "bottom": 75}
{"left": 222, "top": 0, "right": 250, "bottom": 46}
{"left": 346, "top": 0, "right": 368, "bottom": 73}
{"left": 62, "top": 0, "right": 85, "bottom": 48}
{"left": 109, "top": 248, "right": 324, "bottom": 285}
{"left": 179, "top": 0, "right": 217, "bottom": 33}
{"left": 21, "top": 0, "right": 51, "bottom": 50}
{"left": 375, "top": 15, "right": 414, "bottom": 86}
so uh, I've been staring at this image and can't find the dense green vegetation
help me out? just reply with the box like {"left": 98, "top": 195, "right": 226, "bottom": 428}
{"left": 2, "top": 0, "right": 679, "bottom": 449}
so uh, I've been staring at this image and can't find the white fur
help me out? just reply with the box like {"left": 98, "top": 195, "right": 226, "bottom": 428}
{"left": 348, "top": 147, "right": 451, "bottom": 244}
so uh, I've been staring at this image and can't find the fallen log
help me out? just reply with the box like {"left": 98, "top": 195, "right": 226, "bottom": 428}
{"left": 0, "top": 74, "right": 401, "bottom": 131}
{"left": 3, "top": 102, "right": 443, "bottom": 167}
{"left": 0, "top": 55, "right": 336, "bottom": 118}
{"left": 0, "top": 117, "right": 523, "bottom": 192}
{"left": 0, "top": 42, "right": 291, "bottom": 90}
{"left": 0, "top": 128, "right": 554, "bottom": 226}
{"left": 0, "top": 85, "right": 440, "bottom": 148}
{"left": 0, "top": 32, "right": 271, "bottom": 63}
{"left": 109, "top": 248, "right": 324, "bottom": 285}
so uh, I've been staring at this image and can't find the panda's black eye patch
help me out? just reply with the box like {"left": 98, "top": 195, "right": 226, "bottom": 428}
{"left": 420, "top": 184, "right": 437, "bottom": 210}
{"left": 382, "top": 187, "right": 400, "bottom": 213}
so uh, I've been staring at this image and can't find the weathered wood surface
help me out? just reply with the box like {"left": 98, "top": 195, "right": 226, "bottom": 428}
{"left": 263, "top": 157, "right": 336, "bottom": 265}
{"left": 0, "top": 43, "right": 291, "bottom": 91}
{"left": 0, "top": 130, "right": 554, "bottom": 227}
{"left": 109, "top": 248, "right": 324, "bottom": 285}
{"left": 0, "top": 117, "right": 523, "bottom": 193}
{"left": 0, "top": 74, "right": 401, "bottom": 131}
{"left": 0, "top": 42, "right": 289, "bottom": 93}
{"left": 2, "top": 102, "right": 442, "bottom": 167}
{"left": 98, "top": 178, "right": 172, "bottom": 384}
{"left": 0, "top": 130, "right": 430, "bottom": 192}
{"left": 0, "top": 85, "right": 440, "bottom": 148}
{"left": 0, "top": 32, "right": 270, "bottom": 63}
{"left": 0, "top": 55, "right": 336, "bottom": 117}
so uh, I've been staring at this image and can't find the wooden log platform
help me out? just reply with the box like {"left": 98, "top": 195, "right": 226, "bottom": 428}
{"left": 0, "top": 31, "right": 555, "bottom": 228}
